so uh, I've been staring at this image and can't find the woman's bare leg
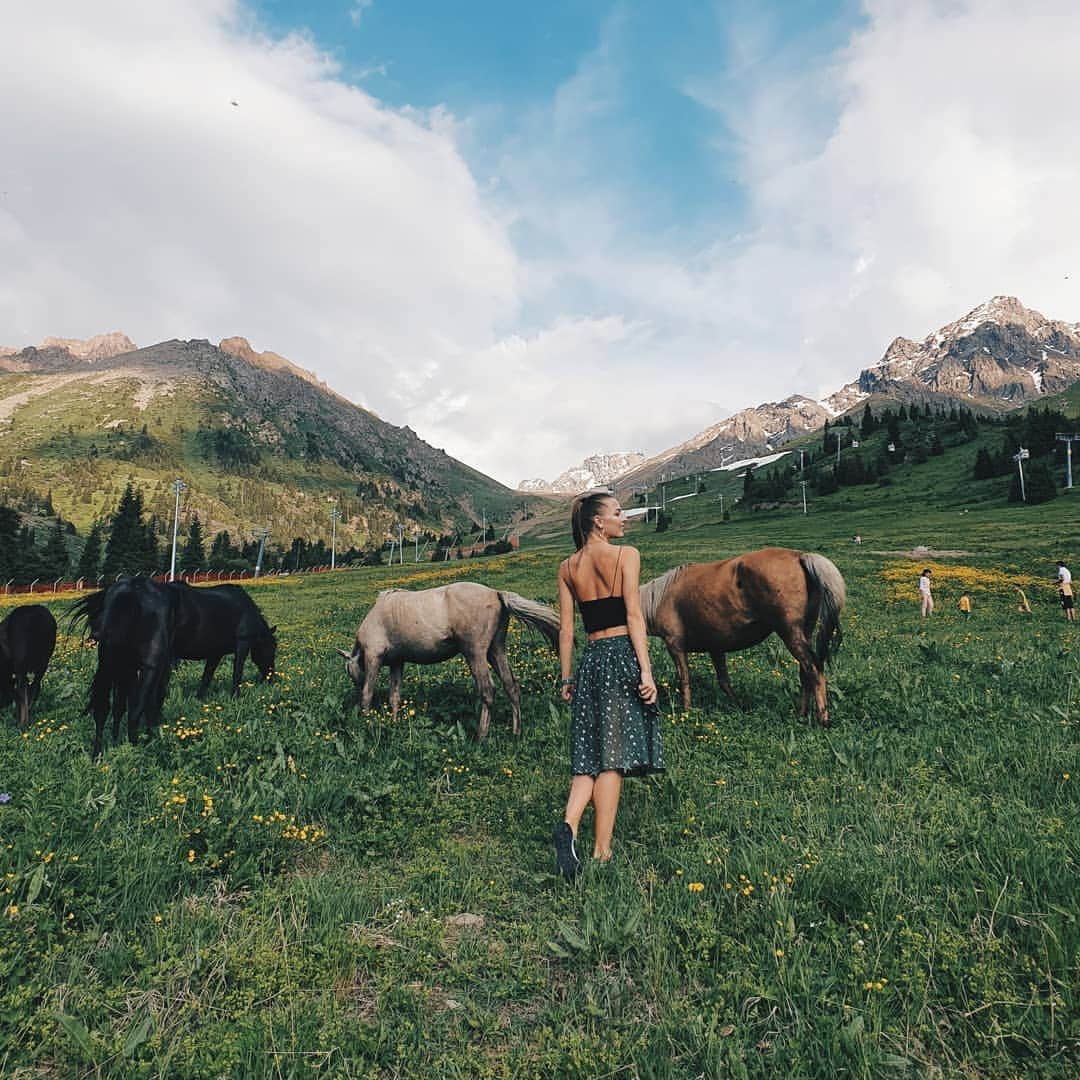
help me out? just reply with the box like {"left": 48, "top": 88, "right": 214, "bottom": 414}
{"left": 591, "top": 771, "right": 622, "bottom": 860}
{"left": 564, "top": 775, "right": 595, "bottom": 837}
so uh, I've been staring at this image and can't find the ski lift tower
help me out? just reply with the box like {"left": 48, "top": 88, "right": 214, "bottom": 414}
{"left": 1013, "top": 447, "right": 1030, "bottom": 501}
{"left": 1056, "top": 433, "right": 1079, "bottom": 489}
{"left": 253, "top": 527, "right": 270, "bottom": 578}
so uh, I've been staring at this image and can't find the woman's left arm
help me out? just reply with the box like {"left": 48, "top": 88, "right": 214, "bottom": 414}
{"left": 621, "top": 547, "right": 657, "bottom": 705}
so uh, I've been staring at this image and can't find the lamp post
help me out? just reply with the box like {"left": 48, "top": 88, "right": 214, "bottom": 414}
{"left": 800, "top": 479, "right": 807, "bottom": 515}
{"left": 329, "top": 502, "right": 339, "bottom": 570}
{"left": 1013, "top": 447, "right": 1030, "bottom": 502}
{"left": 168, "top": 478, "right": 185, "bottom": 582}
{"left": 253, "top": 527, "right": 270, "bottom": 578}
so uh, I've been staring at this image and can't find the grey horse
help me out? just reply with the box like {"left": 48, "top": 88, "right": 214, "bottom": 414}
{"left": 337, "top": 581, "right": 560, "bottom": 736}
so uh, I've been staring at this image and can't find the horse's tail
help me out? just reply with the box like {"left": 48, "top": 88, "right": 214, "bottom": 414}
{"left": 68, "top": 588, "right": 107, "bottom": 639}
{"left": 92, "top": 581, "right": 148, "bottom": 653}
{"left": 499, "top": 591, "right": 561, "bottom": 649}
{"left": 800, "top": 552, "right": 845, "bottom": 669}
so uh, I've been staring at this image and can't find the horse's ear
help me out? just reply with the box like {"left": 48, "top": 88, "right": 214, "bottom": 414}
{"left": 335, "top": 648, "right": 351, "bottom": 660}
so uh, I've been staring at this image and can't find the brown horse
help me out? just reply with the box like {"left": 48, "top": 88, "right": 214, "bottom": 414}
{"left": 640, "top": 547, "right": 845, "bottom": 724}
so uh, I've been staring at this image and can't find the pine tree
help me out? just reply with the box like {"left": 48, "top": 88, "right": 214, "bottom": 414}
{"left": 40, "top": 520, "right": 71, "bottom": 580}
{"left": 210, "top": 530, "right": 234, "bottom": 563}
{"left": 103, "top": 484, "right": 150, "bottom": 577}
{"left": 0, "top": 505, "right": 19, "bottom": 582}
{"left": 859, "top": 403, "right": 876, "bottom": 437}
{"left": 973, "top": 447, "right": 995, "bottom": 480}
{"left": 182, "top": 513, "right": 206, "bottom": 569}
{"left": 77, "top": 521, "right": 104, "bottom": 579}
{"left": 887, "top": 416, "right": 902, "bottom": 449}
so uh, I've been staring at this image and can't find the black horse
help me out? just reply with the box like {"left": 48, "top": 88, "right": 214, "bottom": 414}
{"left": 71, "top": 579, "right": 179, "bottom": 757}
{"left": 169, "top": 582, "right": 276, "bottom": 696}
{"left": 0, "top": 604, "right": 58, "bottom": 730}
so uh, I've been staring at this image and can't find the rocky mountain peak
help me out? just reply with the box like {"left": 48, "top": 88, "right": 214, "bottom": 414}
{"left": 610, "top": 296, "right": 1080, "bottom": 494}
{"left": 218, "top": 336, "right": 331, "bottom": 393}
{"left": 2, "top": 331, "right": 137, "bottom": 360}
{"left": 519, "top": 451, "right": 645, "bottom": 494}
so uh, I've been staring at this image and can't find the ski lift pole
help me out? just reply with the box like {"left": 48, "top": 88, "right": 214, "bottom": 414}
{"left": 1013, "top": 447, "right": 1030, "bottom": 501}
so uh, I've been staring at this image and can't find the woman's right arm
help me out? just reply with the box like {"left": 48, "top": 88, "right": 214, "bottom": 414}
{"left": 557, "top": 562, "right": 576, "bottom": 703}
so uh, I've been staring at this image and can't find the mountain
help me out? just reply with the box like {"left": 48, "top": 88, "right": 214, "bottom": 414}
{"left": 519, "top": 451, "right": 646, "bottom": 494}
{"left": 614, "top": 398, "right": 829, "bottom": 493}
{"left": 823, "top": 296, "right": 1080, "bottom": 413}
{"left": 0, "top": 334, "right": 529, "bottom": 550}
{"left": 614, "top": 296, "right": 1080, "bottom": 493}
{"left": 0, "top": 332, "right": 137, "bottom": 370}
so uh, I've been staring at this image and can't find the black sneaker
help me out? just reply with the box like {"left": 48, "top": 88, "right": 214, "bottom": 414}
{"left": 552, "top": 821, "right": 581, "bottom": 880}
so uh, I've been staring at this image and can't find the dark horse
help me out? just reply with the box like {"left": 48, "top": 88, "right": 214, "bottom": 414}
{"left": 71, "top": 578, "right": 179, "bottom": 756}
{"left": 169, "top": 582, "right": 276, "bottom": 696}
{"left": 0, "top": 604, "right": 58, "bottom": 730}
{"left": 640, "top": 547, "right": 845, "bottom": 724}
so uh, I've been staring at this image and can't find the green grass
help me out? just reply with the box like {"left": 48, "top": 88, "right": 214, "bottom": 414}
{"left": 0, "top": 505, "right": 1077, "bottom": 1077}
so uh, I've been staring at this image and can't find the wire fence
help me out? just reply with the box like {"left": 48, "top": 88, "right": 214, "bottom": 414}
{"left": 0, "top": 563, "right": 344, "bottom": 599}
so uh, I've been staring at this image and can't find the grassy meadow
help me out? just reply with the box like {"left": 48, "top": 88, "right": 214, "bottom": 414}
{"left": 0, "top": 496, "right": 1077, "bottom": 1077}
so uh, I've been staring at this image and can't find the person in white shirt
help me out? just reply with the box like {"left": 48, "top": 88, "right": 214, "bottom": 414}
{"left": 918, "top": 568, "right": 933, "bottom": 617}
{"left": 1056, "top": 562, "right": 1074, "bottom": 622}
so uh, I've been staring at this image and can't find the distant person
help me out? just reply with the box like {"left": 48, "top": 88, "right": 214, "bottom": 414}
{"left": 552, "top": 491, "right": 664, "bottom": 880}
{"left": 852, "top": 534, "right": 862, "bottom": 544}
{"left": 918, "top": 568, "right": 934, "bottom": 617}
{"left": 1015, "top": 587, "right": 1033, "bottom": 614}
{"left": 958, "top": 594, "right": 972, "bottom": 617}
{"left": 1056, "top": 561, "right": 1074, "bottom": 622}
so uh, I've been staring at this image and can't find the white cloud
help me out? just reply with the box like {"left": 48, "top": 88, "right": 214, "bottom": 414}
{"left": 3, "top": 1, "right": 1079, "bottom": 490}
{"left": 1, "top": 0, "right": 519, "bottom": 462}
{"left": 475, "top": 0, "right": 1080, "bottom": 480}
{"left": 349, "top": 2, "right": 375, "bottom": 29}
{"left": 706, "top": 0, "right": 1080, "bottom": 393}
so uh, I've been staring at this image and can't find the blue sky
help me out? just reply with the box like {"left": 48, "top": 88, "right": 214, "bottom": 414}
{"left": 249, "top": 1, "right": 859, "bottom": 247}
{"left": 4, "top": 1, "right": 1079, "bottom": 488}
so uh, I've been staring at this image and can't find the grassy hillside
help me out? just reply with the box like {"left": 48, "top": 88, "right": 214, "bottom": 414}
{"left": 0, "top": 345, "right": 535, "bottom": 554}
{"left": 607, "top": 398, "right": 1079, "bottom": 571}
{"left": 0, "top": 480, "right": 1075, "bottom": 1075}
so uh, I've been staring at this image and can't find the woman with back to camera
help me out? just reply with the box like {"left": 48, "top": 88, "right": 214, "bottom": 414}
{"left": 552, "top": 491, "right": 664, "bottom": 879}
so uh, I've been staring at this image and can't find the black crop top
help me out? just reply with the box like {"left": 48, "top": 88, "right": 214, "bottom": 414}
{"left": 574, "top": 547, "right": 628, "bottom": 633}
{"left": 578, "top": 595, "right": 628, "bottom": 633}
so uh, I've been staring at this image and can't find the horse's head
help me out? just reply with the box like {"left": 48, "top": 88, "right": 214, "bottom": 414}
{"left": 252, "top": 626, "right": 277, "bottom": 682}
{"left": 335, "top": 644, "right": 363, "bottom": 686}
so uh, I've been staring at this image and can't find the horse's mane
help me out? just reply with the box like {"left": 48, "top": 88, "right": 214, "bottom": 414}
{"left": 640, "top": 565, "right": 687, "bottom": 629}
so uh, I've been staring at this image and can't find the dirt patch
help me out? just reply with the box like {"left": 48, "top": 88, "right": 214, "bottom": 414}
{"left": 870, "top": 547, "right": 971, "bottom": 559}
{"left": 0, "top": 367, "right": 178, "bottom": 423}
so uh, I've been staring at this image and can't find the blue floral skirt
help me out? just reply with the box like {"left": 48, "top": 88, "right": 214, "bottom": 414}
{"left": 571, "top": 636, "right": 665, "bottom": 777}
